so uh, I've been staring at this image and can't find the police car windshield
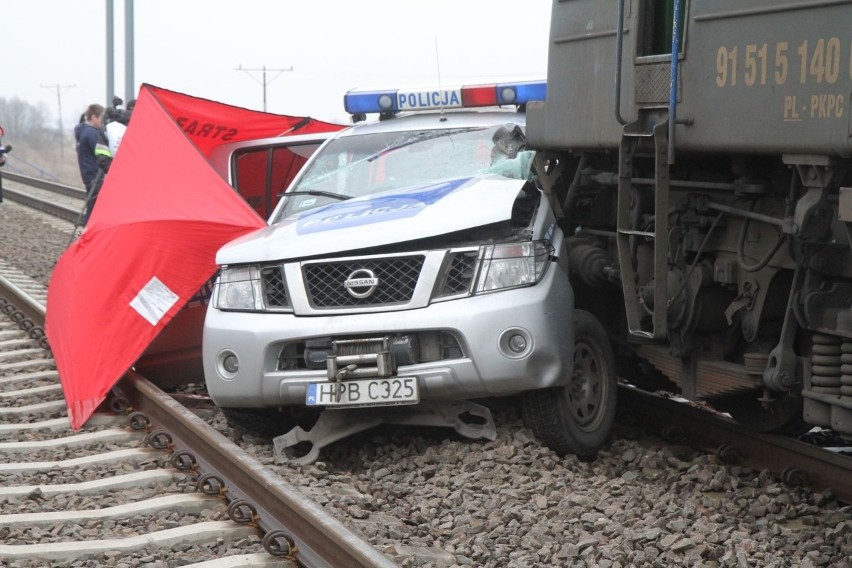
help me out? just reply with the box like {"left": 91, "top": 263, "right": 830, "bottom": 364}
{"left": 273, "top": 122, "right": 530, "bottom": 222}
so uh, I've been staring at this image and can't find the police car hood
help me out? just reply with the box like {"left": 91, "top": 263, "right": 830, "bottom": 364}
{"left": 216, "top": 176, "right": 525, "bottom": 264}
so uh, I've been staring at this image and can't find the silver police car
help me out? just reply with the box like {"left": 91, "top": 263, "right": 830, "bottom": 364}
{"left": 203, "top": 81, "right": 616, "bottom": 462}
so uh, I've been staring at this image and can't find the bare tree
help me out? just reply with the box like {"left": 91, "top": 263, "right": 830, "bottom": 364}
{"left": 0, "top": 96, "right": 50, "bottom": 138}
{"left": 0, "top": 96, "right": 83, "bottom": 185}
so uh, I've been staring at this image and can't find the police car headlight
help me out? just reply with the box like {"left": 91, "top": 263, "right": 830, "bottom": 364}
{"left": 214, "top": 266, "right": 264, "bottom": 311}
{"left": 476, "top": 241, "right": 552, "bottom": 293}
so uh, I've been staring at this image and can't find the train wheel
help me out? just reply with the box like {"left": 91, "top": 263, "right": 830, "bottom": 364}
{"left": 522, "top": 309, "right": 617, "bottom": 458}
{"left": 714, "top": 392, "right": 809, "bottom": 436}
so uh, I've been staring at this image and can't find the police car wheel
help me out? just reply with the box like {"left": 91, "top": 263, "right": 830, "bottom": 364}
{"left": 522, "top": 309, "right": 617, "bottom": 458}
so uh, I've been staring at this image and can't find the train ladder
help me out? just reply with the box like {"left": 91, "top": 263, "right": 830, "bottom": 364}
{"left": 616, "top": 117, "right": 671, "bottom": 339}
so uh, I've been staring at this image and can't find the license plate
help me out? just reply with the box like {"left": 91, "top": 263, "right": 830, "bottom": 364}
{"left": 305, "top": 377, "right": 418, "bottom": 408}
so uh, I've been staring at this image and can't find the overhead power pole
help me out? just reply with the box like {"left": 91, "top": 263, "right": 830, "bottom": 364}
{"left": 106, "top": 0, "right": 114, "bottom": 104}
{"left": 236, "top": 65, "right": 293, "bottom": 112}
{"left": 125, "top": 0, "right": 135, "bottom": 101}
{"left": 106, "top": 0, "right": 135, "bottom": 104}
{"left": 41, "top": 83, "right": 76, "bottom": 158}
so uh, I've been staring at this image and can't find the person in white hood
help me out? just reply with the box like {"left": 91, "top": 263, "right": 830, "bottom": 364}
{"left": 104, "top": 98, "right": 135, "bottom": 156}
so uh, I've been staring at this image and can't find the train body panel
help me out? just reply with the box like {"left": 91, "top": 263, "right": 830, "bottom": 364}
{"left": 528, "top": 0, "right": 852, "bottom": 157}
{"left": 527, "top": 0, "right": 852, "bottom": 441}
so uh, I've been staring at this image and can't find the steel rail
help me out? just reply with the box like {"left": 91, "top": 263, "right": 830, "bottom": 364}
{"left": 619, "top": 385, "right": 852, "bottom": 503}
{"left": 0, "top": 271, "right": 50, "bottom": 353}
{"left": 3, "top": 186, "right": 82, "bottom": 222}
{"left": 0, "top": 271, "right": 396, "bottom": 567}
{"left": 117, "top": 372, "right": 397, "bottom": 568}
{"left": 0, "top": 274, "right": 46, "bottom": 334}
{"left": 3, "top": 172, "right": 87, "bottom": 199}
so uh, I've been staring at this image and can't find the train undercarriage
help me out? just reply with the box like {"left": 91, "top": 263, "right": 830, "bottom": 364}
{"left": 536, "top": 139, "right": 852, "bottom": 441}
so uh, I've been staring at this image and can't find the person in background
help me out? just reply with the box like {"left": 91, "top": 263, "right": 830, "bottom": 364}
{"left": 74, "top": 104, "right": 109, "bottom": 192}
{"left": 74, "top": 104, "right": 112, "bottom": 229}
{"left": 0, "top": 125, "right": 10, "bottom": 204}
{"left": 104, "top": 97, "right": 135, "bottom": 156}
{"left": 104, "top": 108, "right": 125, "bottom": 156}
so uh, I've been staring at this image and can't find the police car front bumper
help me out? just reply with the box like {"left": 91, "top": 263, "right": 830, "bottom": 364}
{"left": 203, "top": 265, "right": 574, "bottom": 409}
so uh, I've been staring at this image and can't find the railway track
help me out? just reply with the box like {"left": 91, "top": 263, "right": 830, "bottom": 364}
{"left": 0, "top": 263, "right": 395, "bottom": 566}
{"left": 619, "top": 387, "right": 852, "bottom": 503}
{"left": 1, "top": 172, "right": 84, "bottom": 224}
{"left": 3, "top": 170, "right": 851, "bottom": 566}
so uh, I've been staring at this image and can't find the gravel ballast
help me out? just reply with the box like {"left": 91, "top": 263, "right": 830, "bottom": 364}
{"left": 3, "top": 199, "right": 851, "bottom": 567}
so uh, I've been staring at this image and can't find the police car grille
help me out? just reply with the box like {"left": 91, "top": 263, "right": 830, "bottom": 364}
{"left": 261, "top": 266, "right": 289, "bottom": 308}
{"left": 304, "top": 256, "right": 425, "bottom": 307}
{"left": 438, "top": 251, "right": 478, "bottom": 297}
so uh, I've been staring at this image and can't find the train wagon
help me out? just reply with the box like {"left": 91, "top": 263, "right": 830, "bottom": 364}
{"left": 526, "top": 0, "right": 852, "bottom": 442}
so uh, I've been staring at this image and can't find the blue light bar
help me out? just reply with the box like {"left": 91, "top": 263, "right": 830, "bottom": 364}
{"left": 343, "top": 80, "right": 546, "bottom": 115}
{"left": 344, "top": 89, "right": 399, "bottom": 114}
{"left": 497, "top": 81, "right": 548, "bottom": 106}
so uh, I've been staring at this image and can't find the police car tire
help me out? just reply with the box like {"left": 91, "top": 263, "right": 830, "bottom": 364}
{"left": 521, "top": 310, "right": 617, "bottom": 458}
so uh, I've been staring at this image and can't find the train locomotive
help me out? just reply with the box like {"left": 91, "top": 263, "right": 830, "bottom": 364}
{"left": 526, "top": 0, "right": 852, "bottom": 440}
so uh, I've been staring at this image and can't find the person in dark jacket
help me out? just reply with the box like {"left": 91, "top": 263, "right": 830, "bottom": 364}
{"left": 74, "top": 104, "right": 111, "bottom": 191}
{"left": 74, "top": 104, "right": 112, "bottom": 228}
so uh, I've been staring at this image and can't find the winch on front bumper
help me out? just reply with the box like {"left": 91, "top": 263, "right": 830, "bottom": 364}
{"left": 306, "top": 336, "right": 419, "bottom": 408}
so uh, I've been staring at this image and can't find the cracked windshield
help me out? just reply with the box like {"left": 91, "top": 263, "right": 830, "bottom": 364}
{"left": 275, "top": 123, "right": 533, "bottom": 221}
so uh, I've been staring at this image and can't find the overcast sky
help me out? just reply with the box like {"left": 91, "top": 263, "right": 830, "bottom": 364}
{"left": 3, "top": 0, "right": 552, "bottom": 130}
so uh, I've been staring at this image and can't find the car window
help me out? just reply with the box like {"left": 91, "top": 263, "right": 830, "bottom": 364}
{"left": 233, "top": 141, "right": 323, "bottom": 219}
{"left": 274, "top": 122, "right": 532, "bottom": 221}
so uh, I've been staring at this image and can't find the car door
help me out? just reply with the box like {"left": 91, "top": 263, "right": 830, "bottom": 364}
{"left": 208, "top": 132, "right": 334, "bottom": 220}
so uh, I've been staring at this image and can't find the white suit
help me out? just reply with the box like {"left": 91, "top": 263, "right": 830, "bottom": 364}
{"left": 105, "top": 121, "right": 127, "bottom": 156}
